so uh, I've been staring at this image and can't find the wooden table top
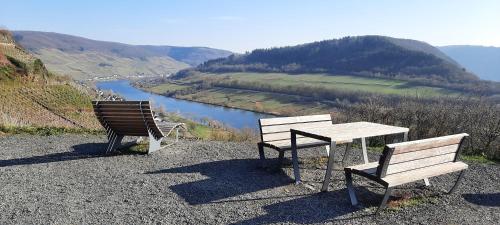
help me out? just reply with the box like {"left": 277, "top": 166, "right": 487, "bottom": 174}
{"left": 291, "top": 121, "right": 409, "bottom": 143}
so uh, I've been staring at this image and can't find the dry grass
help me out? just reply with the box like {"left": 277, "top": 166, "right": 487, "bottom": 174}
{"left": 0, "top": 80, "right": 100, "bottom": 130}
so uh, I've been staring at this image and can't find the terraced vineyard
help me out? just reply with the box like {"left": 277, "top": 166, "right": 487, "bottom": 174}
{"left": 0, "top": 81, "right": 100, "bottom": 129}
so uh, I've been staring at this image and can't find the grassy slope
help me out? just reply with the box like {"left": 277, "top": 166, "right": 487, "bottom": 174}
{"left": 0, "top": 79, "right": 100, "bottom": 130}
{"left": 146, "top": 72, "right": 462, "bottom": 116}
{"left": 1, "top": 30, "right": 100, "bottom": 131}
{"left": 32, "top": 48, "right": 189, "bottom": 80}
{"left": 197, "top": 72, "right": 460, "bottom": 97}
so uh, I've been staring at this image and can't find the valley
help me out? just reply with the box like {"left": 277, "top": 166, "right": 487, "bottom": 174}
{"left": 139, "top": 72, "right": 464, "bottom": 116}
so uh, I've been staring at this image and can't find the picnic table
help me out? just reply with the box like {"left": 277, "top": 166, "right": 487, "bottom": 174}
{"left": 290, "top": 121, "right": 410, "bottom": 191}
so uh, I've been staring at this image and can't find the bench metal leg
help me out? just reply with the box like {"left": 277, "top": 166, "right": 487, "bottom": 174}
{"left": 424, "top": 178, "right": 430, "bottom": 186}
{"left": 257, "top": 143, "right": 265, "bottom": 160}
{"left": 376, "top": 187, "right": 393, "bottom": 214}
{"left": 345, "top": 170, "right": 358, "bottom": 206}
{"left": 278, "top": 150, "right": 285, "bottom": 167}
{"left": 361, "top": 137, "right": 369, "bottom": 164}
{"left": 448, "top": 170, "right": 465, "bottom": 194}
{"left": 148, "top": 132, "right": 163, "bottom": 154}
{"left": 321, "top": 141, "right": 336, "bottom": 192}
{"left": 175, "top": 128, "right": 179, "bottom": 142}
{"left": 291, "top": 132, "right": 301, "bottom": 184}
{"left": 342, "top": 143, "right": 352, "bottom": 166}
{"left": 325, "top": 145, "right": 330, "bottom": 157}
{"left": 106, "top": 133, "right": 123, "bottom": 153}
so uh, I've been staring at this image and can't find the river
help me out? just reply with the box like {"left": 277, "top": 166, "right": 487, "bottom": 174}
{"left": 95, "top": 80, "right": 273, "bottom": 130}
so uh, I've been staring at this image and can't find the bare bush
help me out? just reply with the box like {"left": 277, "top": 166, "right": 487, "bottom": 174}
{"left": 339, "top": 96, "right": 500, "bottom": 159}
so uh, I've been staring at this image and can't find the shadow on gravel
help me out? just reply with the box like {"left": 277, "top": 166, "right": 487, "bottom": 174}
{"left": 463, "top": 193, "right": 500, "bottom": 207}
{"left": 232, "top": 191, "right": 368, "bottom": 224}
{"left": 0, "top": 142, "right": 135, "bottom": 167}
{"left": 145, "top": 159, "right": 295, "bottom": 205}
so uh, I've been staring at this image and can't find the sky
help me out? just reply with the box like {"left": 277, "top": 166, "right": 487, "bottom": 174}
{"left": 1, "top": 0, "right": 499, "bottom": 53}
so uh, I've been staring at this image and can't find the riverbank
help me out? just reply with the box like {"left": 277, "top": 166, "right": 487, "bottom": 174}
{"left": 0, "top": 134, "right": 498, "bottom": 224}
{"left": 134, "top": 80, "right": 334, "bottom": 116}
{"left": 95, "top": 80, "right": 271, "bottom": 130}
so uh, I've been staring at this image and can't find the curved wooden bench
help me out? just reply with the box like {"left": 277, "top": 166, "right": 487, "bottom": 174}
{"left": 92, "top": 100, "right": 183, "bottom": 154}
{"left": 344, "top": 133, "right": 469, "bottom": 214}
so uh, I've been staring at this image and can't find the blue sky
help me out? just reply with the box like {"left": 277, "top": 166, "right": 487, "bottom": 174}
{"left": 1, "top": 0, "right": 499, "bottom": 52}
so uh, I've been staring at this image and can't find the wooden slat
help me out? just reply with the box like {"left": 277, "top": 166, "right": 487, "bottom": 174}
{"left": 386, "top": 153, "right": 456, "bottom": 175}
{"left": 266, "top": 137, "right": 330, "bottom": 149}
{"left": 383, "top": 162, "right": 468, "bottom": 187}
{"left": 92, "top": 100, "right": 149, "bottom": 104}
{"left": 94, "top": 105, "right": 150, "bottom": 110}
{"left": 262, "top": 132, "right": 297, "bottom": 142}
{"left": 259, "top": 114, "right": 331, "bottom": 126}
{"left": 261, "top": 121, "right": 332, "bottom": 134}
{"left": 95, "top": 112, "right": 152, "bottom": 116}
{"left": 388, "top": 133, "right": 468, "bottom": 154}
{"left": 347, "top": 162, "right": 379, "bottom": 175}
{"left": 97, "top": 114, "right": 154, "bottom": 120}
{"left": 94, "top": 109, "right": 143, "bottom": 113}
{"left": 103, "top": 119, "right": 156, "bottom": 123}
{"left": 390, "top": 144, "right": 459, "bottom": 164}
{"left": 100, "top": 118, "right": 154, "bottom": 122}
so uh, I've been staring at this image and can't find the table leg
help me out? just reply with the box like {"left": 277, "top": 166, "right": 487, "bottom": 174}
{"left": 361, "top": 137, "right": 369, "bottom": 164}
{"left": 291, "top": 131, "right": 301, "bottom": 184}
{"left": 321, "top": 141, "right": 336, "bottom": 192}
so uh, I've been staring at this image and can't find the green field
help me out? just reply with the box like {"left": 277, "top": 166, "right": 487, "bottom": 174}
{"left": 176, "top": 87, "right": 332, "bottom": 115}
{"left": 148, "top": 82, "right": 191, "bottom": 94}
{"left": 146, "top": 72, "right": 465, "bottom": 116}
{"left": 193, "top": 72, "right": 460, "bottom": 97}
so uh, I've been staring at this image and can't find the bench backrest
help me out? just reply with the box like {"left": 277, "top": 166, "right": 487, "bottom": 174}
{"left": 376, "top": 133, "right": 468, "bottom": 177}
{"left": 92, "top": 100, "right": 164, "bottom": 139}
{"left": 258, "top": 114, "right": 332, "bottom": 143}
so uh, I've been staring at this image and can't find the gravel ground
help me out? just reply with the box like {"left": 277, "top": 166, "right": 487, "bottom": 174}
{"left": 0, "top": 134, "right": 498, "bottom": 224}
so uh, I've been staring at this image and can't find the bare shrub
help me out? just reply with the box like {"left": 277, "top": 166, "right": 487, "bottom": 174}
{"left": 340, "top": 96, "right": 500, "bottom": 159}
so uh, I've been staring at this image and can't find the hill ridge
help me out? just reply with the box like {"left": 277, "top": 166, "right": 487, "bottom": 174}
{"left": 195, "top": 35, "right": 477, "bottom": 83}
{"left": 12, "top": 31, "right": 232, "bottom": 80}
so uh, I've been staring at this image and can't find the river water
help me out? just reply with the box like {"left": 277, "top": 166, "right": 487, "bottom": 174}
{"left": 95, "top": 80, "right": 273, "bottom": 129}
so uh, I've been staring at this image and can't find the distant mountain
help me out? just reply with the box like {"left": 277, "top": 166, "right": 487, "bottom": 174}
{"left": 12, "top": 31, "right": 232, "bottom": 80}
{"left": 196, "top": 36, "right": 478, "bottom": 83}
{"left": 439, "top": 45, "right": 500, "bottom": 81}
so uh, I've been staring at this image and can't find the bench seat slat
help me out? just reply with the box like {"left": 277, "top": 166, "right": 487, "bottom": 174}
{"left": 264, "top": 137, "right": 330, "bottom": 150}
{"left": 261, "top": 121, "right": 332, "bottom": 134}
{"left": 383, "top": 162, "right": 468, "bottom": 187}
{"left": 346, "top": 162, "right": 379, "bottom": 175}
{"left": 390, "top": 144, "right": 458, "bottom": 164}
{"left": 260, "top": 114, "right": 331, "bottom": 126}
{"left": 388, "top": 133, "right": 467, "bottom": 154}
{"left": 386, "top": 153, "right": 456, "bottom": 175}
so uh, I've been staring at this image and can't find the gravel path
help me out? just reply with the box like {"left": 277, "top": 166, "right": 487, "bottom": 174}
{"left": 0, "top": 134, "right": 498, "bottom": 224}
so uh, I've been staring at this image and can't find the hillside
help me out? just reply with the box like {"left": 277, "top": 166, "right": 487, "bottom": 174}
{"left": 439, "top": 45, "right": 500, "bottom": 81}
{"left": 12, "top": 31, "right": 232, "bottom": 80}
{"left": 196, "top": 36, "right": 478, "bottom": 83}
{"left": 0, "top": 30, "right": 99, "bottom": 130}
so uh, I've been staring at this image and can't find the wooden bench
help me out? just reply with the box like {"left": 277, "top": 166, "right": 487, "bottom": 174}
{"left": 92, "top": 100, "right": 185, "bottom": 154}
{"left": 344, "top": 133, "right": 469, "bottom": 214}
{"left": 258, "top": 114, "right": 352, "bottom": 165}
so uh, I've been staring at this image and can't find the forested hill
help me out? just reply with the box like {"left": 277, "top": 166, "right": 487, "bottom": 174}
{"left": 197, "top": 36, "right": 478, "bottom": 83}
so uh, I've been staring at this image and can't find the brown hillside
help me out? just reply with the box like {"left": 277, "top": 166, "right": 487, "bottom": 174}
{"left": 0, "top": 29, "right": 100, "bottom": 130}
